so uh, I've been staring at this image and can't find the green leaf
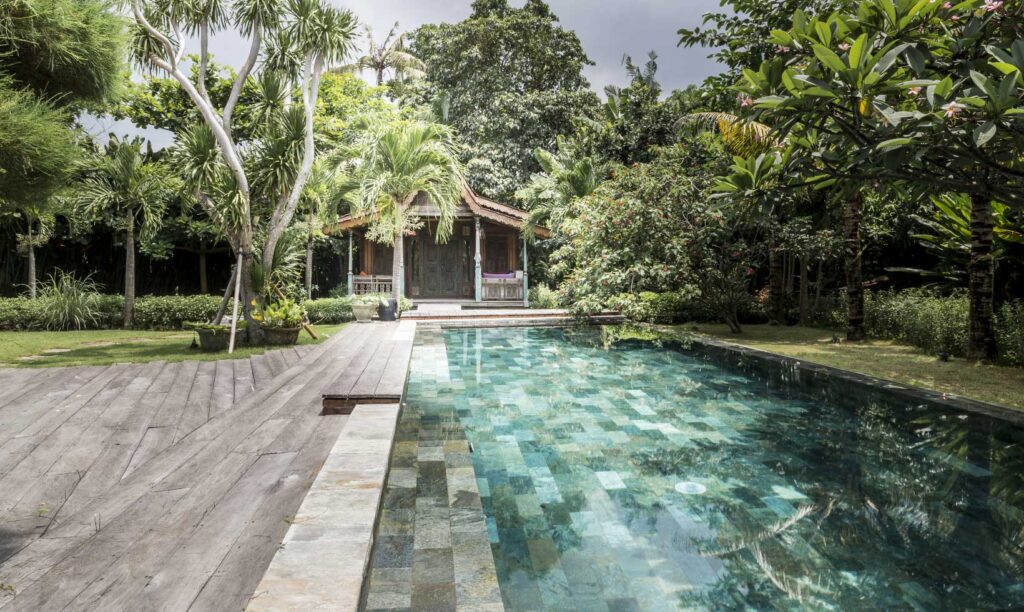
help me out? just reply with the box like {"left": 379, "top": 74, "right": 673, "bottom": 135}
{"left": 973, "top": 121, "right": 996, "bottom": 147}
{"left": 812, "top": 44, "right": 848, "bottom": 73}
{"left": 990, "top": 61, "right": 1020, "bottom": 76}
{"left": 849, "top": 33, "right": 869, "bottom": 68}
{"left": 876, "top": 137, "right": 913, "bottom": 151}
{"left": 814, "top": 21, "right": 832, "bottom": 47}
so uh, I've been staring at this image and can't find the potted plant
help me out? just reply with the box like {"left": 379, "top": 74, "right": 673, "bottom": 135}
{"left": 352, "top": 295, "right": 377, "bottom": 323}
{"left": 255, "top": 298, "right": 304, "bottom": 346}
{"left": 186, "top": 321, "right": 246, "bottom": 352}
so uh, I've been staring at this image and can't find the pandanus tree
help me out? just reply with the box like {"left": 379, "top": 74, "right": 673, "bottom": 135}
{"left": 516, "top": 138, "right": 605, "bottom": 240}
{"left": 128, "top": 0, "right": 356, "bottom": 336}
{"left": 77, "top": 137, "right": 173, "bottom": 327}
{"left": 735, "top": 0, "right": 1024, "bottom": 359}
{"left": 344, "top": 119, "right": 465, "bottom": 303}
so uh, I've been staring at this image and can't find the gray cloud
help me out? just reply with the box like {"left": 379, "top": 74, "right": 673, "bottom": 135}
{"left": 88, "top": 0, "right": 723, "bottom": 147}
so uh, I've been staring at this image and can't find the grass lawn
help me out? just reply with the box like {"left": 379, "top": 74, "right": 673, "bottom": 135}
{"left": 0, "top": 323, "right": 348, "bottom": 368}
{"left": 670, "top": 323, "right": 1024, "bottom": 410}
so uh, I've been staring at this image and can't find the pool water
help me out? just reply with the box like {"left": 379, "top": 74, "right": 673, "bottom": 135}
{"left": 382, "top": 326, "right": 1024, "bottom": 610}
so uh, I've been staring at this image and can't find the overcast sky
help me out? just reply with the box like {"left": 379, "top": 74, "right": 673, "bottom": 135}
{"left": 85, "top": 0, "right": 725, "bottom": 148}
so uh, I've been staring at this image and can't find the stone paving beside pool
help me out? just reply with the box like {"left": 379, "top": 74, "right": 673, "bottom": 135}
{"left": 362, "top": 326, "right": 504, "bottom": 612}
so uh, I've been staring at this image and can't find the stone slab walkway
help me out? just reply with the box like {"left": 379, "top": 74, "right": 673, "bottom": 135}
{"left": 248, "top": 404, "right": 400, "bottom": 611}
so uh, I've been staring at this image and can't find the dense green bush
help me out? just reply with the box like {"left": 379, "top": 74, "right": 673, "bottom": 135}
{"left": 815, "top": 289, "right": 1024, "bottom": 366}
{"left": 529, "top": 285, "right": 561, "bottom": 309}
{"left": 304, "top": 297, "right": 354, "bottom": 324}
{"left": 0, "top": 297, "right": 42, "bottom": 330}
{"left": 133, "top": 295, "right": 223, "bottom": 330}
{"left": 996, "top": 301, "right": 1024, "bottom": 367}
{"left": 608, "top": 291, "right": 695, "bottom": 323}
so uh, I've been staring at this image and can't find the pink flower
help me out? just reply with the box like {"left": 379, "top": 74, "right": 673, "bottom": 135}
{"left": 737, "top": 94, "right": 754, "bottom": 108}
{"left": 943, "top": 2, "right": 951, "bottom": 7}
{"left": 950, "top": 14, "right": 960, "bottom": 20}
{"left": 746, "top": 267, "right": 755, "bottom": 277}
{"left": 775, "top": 45, "right": 791, "bottom": 54}
{"left": 983, "top": 0, "right": 1003, "bottom": 10}
{"left": 942, "top": 101, "right": 963, "bottom": 118}
{"left": 908, "top": 86, "right": 922, "bottom": 96}
{"left": 838, "top": 42, "right": 851, "bottom": 51}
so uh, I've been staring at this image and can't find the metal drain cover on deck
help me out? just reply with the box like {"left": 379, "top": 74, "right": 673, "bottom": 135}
{"left": 675, "top": 481, "right": 707, "bottom": 495}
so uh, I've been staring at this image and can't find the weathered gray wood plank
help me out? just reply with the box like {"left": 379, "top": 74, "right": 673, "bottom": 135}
{"left": 173, "top": 360, "right": 216, "bottom": 443}
{"left": 210, "top": 359, "right": 235, "bottom": 418}
{"left": 233, "top": 357, "right": 255, "bottom": 403}
{"left": 249, "top": 354, "right": 273, "bottom": 390}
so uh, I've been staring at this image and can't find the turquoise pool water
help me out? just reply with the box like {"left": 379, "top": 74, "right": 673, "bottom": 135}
{"left": 372, "top": 326, "right": 1024, "bottom": 610}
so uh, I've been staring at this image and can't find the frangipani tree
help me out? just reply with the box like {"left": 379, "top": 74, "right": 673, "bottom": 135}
{"left": 344, "top": 118, "right": 465, "bottom": 302}
{"left": 735, "top": 0, "right": 1024, "bottom": 359}
{"left": 128, "top": 0, "right": 356, "bottom": 334}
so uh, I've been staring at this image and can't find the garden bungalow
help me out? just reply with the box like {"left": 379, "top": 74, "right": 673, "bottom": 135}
{"left": 327, "top": 187, "right": 549, "bottom": 305}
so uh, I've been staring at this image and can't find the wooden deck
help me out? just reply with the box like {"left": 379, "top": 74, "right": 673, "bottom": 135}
{"left": 321, "top": 321, "right": 415, "bottom": 415}
{"left": 0, "top": 322, "right": 416, "bottom": 611}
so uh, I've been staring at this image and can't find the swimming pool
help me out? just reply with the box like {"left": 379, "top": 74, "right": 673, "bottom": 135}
{"left": 364, "top": 326, "right": 1024, "bottom": 610}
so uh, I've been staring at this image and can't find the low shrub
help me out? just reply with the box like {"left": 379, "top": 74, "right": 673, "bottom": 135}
{"left": 996, "top": 301, "right": 1024, "bottom": 366}
{"left": 529, "top": 285, "right": 561, "bottom": 309}
{"left": 608, "top": 291, "right": 694, "bottom": 323}
{"left": 0, "top": 297, "right": 42, "bottom": 330}
{"left": 36, "top": 272, "right": 119, "bottom": 331}
{"left": 304, "top": 297, "right": 354, "bottom": 324}
{"left": 815, "top": 288, "right": 1024, "bottom": 366}
{"left": 133, "top": 295, "right": 223, "bottom": 330}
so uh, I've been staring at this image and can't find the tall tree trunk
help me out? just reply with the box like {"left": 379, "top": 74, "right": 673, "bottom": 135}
{"left": 305, "top": 230, "right": 314, "bottom": 300}
{"left": 199, "top": 242, "right": 208, "bottom": 294}
{"left": 968, "top": 193, "right": 998, "bottom": 361}
{"left": 376, "top": 66, "right": 385, "bottom": 87}
{"left": 768, "top": 239, "right": 785, "bottom": 325}
{"left": 240, "top": 253, "right": 262, "bottom": 345}
{"left": 799, "top": 254, "right": 809, "bottom": 326}
{"left": 813, "top": 258, "right": 824, "bottom": 313}
{"left": 843, "top": 191, "right": 865, "bottom": 341}
{"left": 27, "top": 222, "right": 36, "bottom": 299}
{"left": 392, "top": 230, "right": 404, "bottom": 303}
{"left": 123, "top": 214, "right": 136, "bottom": 328}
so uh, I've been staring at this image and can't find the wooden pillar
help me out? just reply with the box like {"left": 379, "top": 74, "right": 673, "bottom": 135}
{"left": 474, "top": 216, "right": 482, "bottom": 302}
{"left": 522, "top": 235, "right": 529, "bottom": 308}
{"left": 346, "top": 230, "right": 354, "bottom": 296}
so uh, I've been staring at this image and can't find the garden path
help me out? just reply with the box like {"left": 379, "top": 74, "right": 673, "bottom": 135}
{"left": 0, "top": 322, "right": 415, "bottom": 611}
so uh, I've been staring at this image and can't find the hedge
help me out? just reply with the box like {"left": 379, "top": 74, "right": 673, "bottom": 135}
{"left": 0, "top": 294, "right": 224, "bottom": 331}
{"left": 824, "top": 289, "right": 1024, "bottom": 366}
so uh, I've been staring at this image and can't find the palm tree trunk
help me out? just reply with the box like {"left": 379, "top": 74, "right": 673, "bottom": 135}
{"left": 213, "top": 263, "right": 236, "bottom": 325}
{"left": 799, "top": 254, "right": 809, "bottom": 326}
{"left": 392, "top": 230, "right": 404, "bottom": 303}
{"left": 199, "top": 242, "right": 208, "bottom": 294}
{"left": 305, "top": 230, "right": 314, "bottom": 300}
{"left": 968, "top": 193, "right": 997, "bottom": 361}
{"left": 376, "top": 66, "right": 385, "bottom": 87}
{"left": 768, "top": 240, "right": 784, "bottom": 325}
{"left": 844, "top": 191, "right": 865, "bottom": 341}
{"left": 123, "top": 214, "right": 136, "bottom": 328}
{"left": 27, "top": 222, "right": 36, "bottom": 299}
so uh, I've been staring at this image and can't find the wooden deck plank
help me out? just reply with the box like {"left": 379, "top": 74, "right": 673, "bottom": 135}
{"left": 0, "top": 324, "right": 398, "bottom": 611}
{"left": 188, "top": 416, "right": 346, "bottom": 611}
{"left": 211, "top": 359, "right": 235, "bottom": 418}
{"left": 233, "top": 358, "right": 255, "bottom": 403}
{"left": 263, "top": 348, "right": 288, "bottom": 381}
{"left": 278, "top": 346, "right": 298, "bottom": 369}
{"left": 348, "top": 337, "right": 397, "bottom": 398}
{"left": 249, "top": 354, "right": 273, "bottom": 390}
{"left": 0, "top": 366, "right": 111, "bottom": 451}
{"left": 320, "top": 323, "right": 395, "bottom": 399}
{"left": 173, "top": 361, "right": 217, "bottom": 444}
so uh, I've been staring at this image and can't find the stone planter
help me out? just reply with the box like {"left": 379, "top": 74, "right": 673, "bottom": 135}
{"left": 195, "top": 328, "right": 237, "bottom": 352}
{"left": 352, "top": 303, "right": 376, "bottom": 323}
{"left": 262, "top": 327, "right": 301, "bottom": 346}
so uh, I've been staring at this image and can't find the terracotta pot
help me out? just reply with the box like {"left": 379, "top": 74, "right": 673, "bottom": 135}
{"left": 262, "top": 327, "right": 301, "bottom": 346}
{"left": 352, "top": 303, "right": 376, "bottom": 323}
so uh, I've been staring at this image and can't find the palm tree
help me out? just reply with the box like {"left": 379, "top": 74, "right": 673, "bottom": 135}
{"left": 336, "top": 23, "right": 425, "bottom": 86}
{"left": 345, "top": 119, "right": 464, "bottom": 302}
{"left": 516, "top": 139, "right": 604, "bottom": 239}
{"left": 77, "top": 137, "right": 171, "bottom": 327}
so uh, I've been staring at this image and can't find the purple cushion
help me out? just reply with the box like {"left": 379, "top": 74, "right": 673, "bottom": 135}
{"left": 483, "top": 272, "right": 516, "bottom": 279}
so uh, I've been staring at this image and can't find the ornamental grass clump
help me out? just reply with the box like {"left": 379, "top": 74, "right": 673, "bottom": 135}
{"left": 36, "top": 271, "right": 106, "bottom": 331}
